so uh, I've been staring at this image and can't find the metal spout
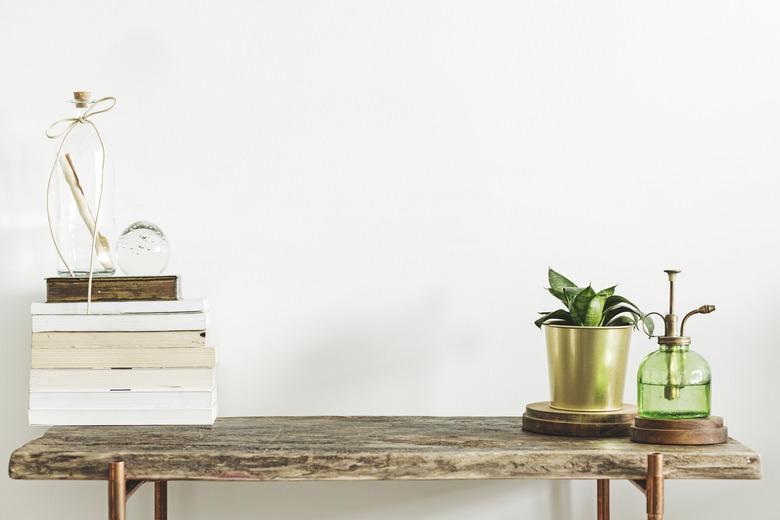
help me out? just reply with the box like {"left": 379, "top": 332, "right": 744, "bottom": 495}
{"left": 680, "top": 305, "right": 716, "bottom": 336}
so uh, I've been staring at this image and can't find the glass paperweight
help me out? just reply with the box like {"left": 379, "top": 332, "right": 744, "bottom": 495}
{"left": 117, "top": 221, "right": 170, "bottom": 276}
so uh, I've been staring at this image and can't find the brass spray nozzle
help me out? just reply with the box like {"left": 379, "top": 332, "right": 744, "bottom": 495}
{"left": 680, "top": 305, "right": 716, "bottom": 336}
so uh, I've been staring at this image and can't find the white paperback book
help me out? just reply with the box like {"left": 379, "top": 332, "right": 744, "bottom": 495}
{"left": 30, "top": 368, "right": 216, "bottom": 391}
{"left": 31, "top": 331, "right": 206, "bottom": 349}
{"left": 31, "top": 299, "right": 208, "bottom": 315}
{"left": 28, "top": 405, "right": 218, "bottom": 426}
{"left": 29, "top": 390, "right": 216, "bottom": 409}
{"left": 31, "top": 312, "right": 208, "bottom": 332}
{"left": 31, "top": 346, "right": 216, "bottom": 369}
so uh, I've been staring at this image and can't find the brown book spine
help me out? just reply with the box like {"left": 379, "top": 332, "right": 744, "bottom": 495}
{"left": 46, "top": 276, "right": 180, "bottom": 302}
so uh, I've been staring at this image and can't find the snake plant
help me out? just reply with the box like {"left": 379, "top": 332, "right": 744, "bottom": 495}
{"left": 535, "top": 268, "right": 653, "bottom": 333}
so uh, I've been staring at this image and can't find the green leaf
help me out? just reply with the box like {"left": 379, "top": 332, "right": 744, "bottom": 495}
{"left": 608, "top": 315, "right": 637, "bottom": 327}
{"left": 603, "top": 303, "right": 654, "bottom": 335}
{"left": 642, "top": 314, "right": 655, "bottom": 335}
{"left": 563, "top": 286, "right": 585, "bottom": 307}
{"left": 548, "top": 268, "right": 577, "bottom": 291}
{"left": 547, "top": 287, "right": 569, "bottom": 306}
{"left": 604, "top": 295, "right": 641, "bottom": 314}
{"left": 541, "top": 273, "right": 651, "bottom": 333}
{"left": 602, "top": 303, "right": 640, "bottom": 325}
{"left": 605, "top": 295, "right": 653, "bottom": 334}
{"left": 604, "top": 311, "right": 638, "bottom": 325}
{"left": 584, "top": 295, "right": 607, "bottom": 326}
{"left": 604, "top": 296, "right": 654, "bottom": 335}
{"left": 534, "top": 309, "right": 574, "bottom": 328}
{"left": 597, "top": 285, "right": 616, "bottom": 298}
{"left": 570, "top": 286, "right": 597, "bottom": 325}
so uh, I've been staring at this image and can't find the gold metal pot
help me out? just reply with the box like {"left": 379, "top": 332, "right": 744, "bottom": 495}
{"left": 543, "top": 324, "right": 632, "bottom": 412}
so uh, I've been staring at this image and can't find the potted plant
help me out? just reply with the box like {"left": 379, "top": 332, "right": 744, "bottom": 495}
{"left": 535, "top": 269, "right": 652, "bottom": 412}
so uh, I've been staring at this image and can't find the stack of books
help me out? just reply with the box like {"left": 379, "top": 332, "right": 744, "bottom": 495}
{"left": 28, "top": 276, "right": 217, "bottom": 425}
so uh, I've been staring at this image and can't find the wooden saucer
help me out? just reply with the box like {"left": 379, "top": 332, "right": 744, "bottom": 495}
{"left": 630, "top": 416, "right": 728, "bottom": 445}
{"left": 522, "top": 401, "right": 637, "bottom": 438}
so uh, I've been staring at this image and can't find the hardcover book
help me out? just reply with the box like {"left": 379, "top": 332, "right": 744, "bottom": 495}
{"left": 46, "top": 276, "right": 180, "bottom": 302}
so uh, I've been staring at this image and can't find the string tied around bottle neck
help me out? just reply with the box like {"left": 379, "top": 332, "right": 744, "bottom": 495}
{"left": 45, "top": 96, "right": 116, "bottom": 314}
{"left": 46, "top": 97, "right": 116, "bottom": 139}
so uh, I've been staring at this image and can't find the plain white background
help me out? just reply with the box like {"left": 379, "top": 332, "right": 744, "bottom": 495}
{"left": 1, "top": 1, "right": 777, "bottom": 518}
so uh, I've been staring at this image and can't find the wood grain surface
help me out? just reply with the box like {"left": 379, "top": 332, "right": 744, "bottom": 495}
{"left": 631, "top": 417, "right": 729, "bottom": 445}
{"left": 525, "top": 402, "right": 637, "bottom": 424}
{"left": 8, "top": 417, "right": 760, "bottom": 481}
{"left": 634, "top": 416, "right": 724, "bottom": 430}
{"left": 522, "top": 401, "right": 637, "bottom": 437}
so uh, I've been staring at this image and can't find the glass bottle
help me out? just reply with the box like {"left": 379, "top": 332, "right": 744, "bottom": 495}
{"left": 638, "top": 342, "right": 711, "bottom": 419}
{"left": 51, "top": 91, "right": 115, "bottom": 276}
{"left": 637, "top": 270, "right": 715, "bottom": 419}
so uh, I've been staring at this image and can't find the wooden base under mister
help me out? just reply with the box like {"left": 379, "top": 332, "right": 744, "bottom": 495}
{"left": 522, "top": 401, "right": 637, "bottom": 437}
{"left": 630, "top": 416, "right": 728, "bottom": 445}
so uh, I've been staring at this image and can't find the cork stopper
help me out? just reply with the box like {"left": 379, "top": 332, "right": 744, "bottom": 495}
{"left": 73, "top": 91, "right": 92, "bottom": 108}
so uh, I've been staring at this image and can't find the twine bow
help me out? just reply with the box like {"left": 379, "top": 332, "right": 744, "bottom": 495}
{"left": 45, "top": 96, "right": 116, "bottom": 313}
{"left": 46, "top": 96, "right": 116, "bottom": 139}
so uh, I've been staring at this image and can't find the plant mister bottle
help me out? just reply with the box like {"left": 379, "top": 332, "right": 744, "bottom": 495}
{"left": 637, "top": 270, "right": 715, "bottom": 419}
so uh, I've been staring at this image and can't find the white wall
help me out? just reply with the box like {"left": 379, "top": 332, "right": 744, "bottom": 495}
{"left": 1, "top": 1, "right": 777, "bottom": 518}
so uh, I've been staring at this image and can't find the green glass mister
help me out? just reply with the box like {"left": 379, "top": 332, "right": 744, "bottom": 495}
{"left": 637, "top": 270, "right": 716, "bottom": 419}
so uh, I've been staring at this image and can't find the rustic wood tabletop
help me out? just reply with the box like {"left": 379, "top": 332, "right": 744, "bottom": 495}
{"left": 9, "top": 416, "right": 760, "bottom": 481}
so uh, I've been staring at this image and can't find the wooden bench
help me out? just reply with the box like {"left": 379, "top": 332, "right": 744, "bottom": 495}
{"left": 8, "top": 416, "right": 761, "bottom": 520}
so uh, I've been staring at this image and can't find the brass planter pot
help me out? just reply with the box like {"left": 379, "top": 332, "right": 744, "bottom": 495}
{"left": 543, "top": 324, "right": 632, "bottom": 412}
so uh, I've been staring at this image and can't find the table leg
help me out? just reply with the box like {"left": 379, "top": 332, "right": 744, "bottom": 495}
{"left": 155, "top": 481, "right": 168, "bottom": 520}
{"left": 108, "top": 461, "right": 126, "bottom": 520}
{"left": 597, "top": 479, "right": 610, "bottom": 520}
{"left": 646, "top": 453, "right": 664, "bottom": 520}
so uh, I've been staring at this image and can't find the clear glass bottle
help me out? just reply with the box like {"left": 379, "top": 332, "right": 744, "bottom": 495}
{"left": 638, "top": 343, "right": 711, "bottom": 419}
{"left": 637, "top": 270, "right": 715, "bottom": 419}
{"left": 51, "top": 92, "right": 115, "bottom": 276}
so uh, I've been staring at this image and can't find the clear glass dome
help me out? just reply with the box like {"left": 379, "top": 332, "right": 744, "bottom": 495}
{"left": 117, "top": 221, "right": 170, "bottom": 276}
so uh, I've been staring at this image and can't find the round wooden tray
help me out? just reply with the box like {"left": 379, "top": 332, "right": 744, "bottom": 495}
{"left": 522, "top": 401, "right": 637, "bottom": 438}
{"left": 630, "top": 416, "right": 728, "bottom": 445}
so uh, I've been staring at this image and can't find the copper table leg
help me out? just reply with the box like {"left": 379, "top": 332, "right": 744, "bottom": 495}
{"left": 108, "top": 461, "right": 158, "bottom": 519}
{"left": 108, "top": 462, "right": 126, "bottom": 520}
{"left": 646, "top": 453, "right": 664, "bottom": 520}
{"left": 597, "top": 479, "right": 610, "bottom": 520}
{"left": 155, "top": 481, "right": 168, "bottom": 520}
